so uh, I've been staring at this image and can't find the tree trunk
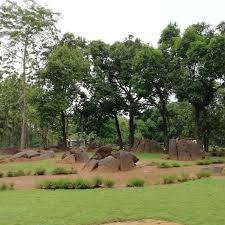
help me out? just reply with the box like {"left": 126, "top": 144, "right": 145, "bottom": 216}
{"left": 128, "top": 111, "right": 135, "bottom": 149}
{"left": 113, "top": 113, "right": 123, "bottom": 149}
{"left": 41, "top": 126, "right": 48, "bottom": 150}
{"left": 192, "top": 104, "right": 201, "bottom": 140}
{"left": 202, "top": 108, "right": 209, "bottom": 152}
{"left": 160, "top": 105, "right": 169, "bottom": 153}
{"left": 20, "top": 38, "right": 28, "bottom": 150}
{"left": 61, "top": 111, "right": 67, "bottom": 148}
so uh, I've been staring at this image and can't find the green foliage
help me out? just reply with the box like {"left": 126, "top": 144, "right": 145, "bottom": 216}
{"left": 196, "top": 160, "right": 212, "bottom": 165}
{"left": 171, "top": 162, "right": 181, "bottom": 167}
{"left": 0, "top": 172, "right": 4, "bottom": 178}
{"left": 51, "top": 167, "right": 76, "bottom": 175}
{"left": 103, "top": 178, "right": 115, "bottom": 188}
{"left": 0, "top": 183, "right": 14, "bottom": 191}
{"left": 196, "top": 171, "right": 211, "bottom": 179}
{"left": 159, "top": 162, "right": 172, "bottom": 168}
{"left": 163, "top": 174, "right": 178, "bottom": 184}
{"left": 126, "top": 177, "right": 145, "bottom": 187}
{"left": 91, "top": 176, "right": 104, "bottom": 188}
{"left": 178, "top": 173, "right": 191, "bottom": 182}
{"left": 33, "top": 168, "right": 46, "bottom": 176}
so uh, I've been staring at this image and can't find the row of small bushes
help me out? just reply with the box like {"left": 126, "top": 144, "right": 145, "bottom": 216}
{"left": 158, "top": 162, "right": 181, "bottom": 168}
{"left": 196, "top": 158, "right": 225, "bottom": 165}
{"left": 37, "top": 176, "right": 115, "bottom": 189}
{"left": 0, "top": 166, "right": 77, "bottom": 178}
{"left": 0, "top": 183, "right": 14, "bottom": 191}
{"left": 163, "top": 171, "right": 211, "bottom": 184}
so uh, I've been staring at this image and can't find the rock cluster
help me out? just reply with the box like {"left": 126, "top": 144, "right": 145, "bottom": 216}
{"left": 169, "top": 138, "right": 204, "bottom": 161}
{"left": 84, "top": 145, "right": 139, "bottom": 172}
{"left": 61, "top": 148, "right": 89, "bottom": 163}
{"left": 11, "top": 149, "right": 55, "bottom": 160}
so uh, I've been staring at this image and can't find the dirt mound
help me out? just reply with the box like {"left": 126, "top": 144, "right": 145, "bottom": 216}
{"left": 102, "top": 219, "right": 181, "bottom": 225}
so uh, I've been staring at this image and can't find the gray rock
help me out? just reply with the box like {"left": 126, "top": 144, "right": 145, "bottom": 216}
{"left": 62, "top": 154, "right": 75, "bottom": 164}
{"left": 26, "top": 150, "right": 40, "bottom": 158}
{"left": 12, "top": 151, "right": 28, "bottom": 159}
{"left": 74, "top": 149, "right": 89, "bottom": 162}
{"left": 98, "top": 156, "right": 120, "bottom": 172}
{"left": 85, "top": 159, "right": 99, "bottom": 171}
{"left": 119, "top": 151, "right": 135, "bottom": 171}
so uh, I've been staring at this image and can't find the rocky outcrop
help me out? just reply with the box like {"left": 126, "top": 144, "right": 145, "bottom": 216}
{"left": 169, "top": 139, "right": 204, "bottom": 161}
{"left": 83, "top": 146, "right": 139, "bottom": 172}
{"left": 61, "top": 148, "right": 89, "bottom": 163}
{"left": 11, "top": 149, "right": 55, "bottom": 161}
{"left": 132, "top": 139, "right": 163, "bottom": 153}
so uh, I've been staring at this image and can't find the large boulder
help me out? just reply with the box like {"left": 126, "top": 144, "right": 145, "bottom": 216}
{"left": 113, "top": 150, "right": 136, "bottom": 171}
{"left": 26, "top": 150, "right": 40, "bottom": 158}
{"left": 12, "top": 151, "right": 28, "bottom": 159}
{"left": 70, "top": 148, "right": 89, "bottom": 163}
{"left": 94, "top": 145, "right": 112, "bottom": 160}
{"left": 98, "top": 156, "right": 120, "bottom": 172}
{"left": 84, "top": 159, "right": 99, "bottom": 171}
{"left": 62, "top": 154, "right": 76, "bottom": 164}
{"left": 169, "top": 139, "right": 204, "bottom": 161}
{"left": 37, "top": 150, "right": 55, "bottom": 159}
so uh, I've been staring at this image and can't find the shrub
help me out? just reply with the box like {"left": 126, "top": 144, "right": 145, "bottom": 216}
{"left": 0, "top": 172, "right": 4, "bottom": 178}
{"left": 103, "top": 178, "right": 115, "bottom": 188}
{"left": 26, "top": 170, "right": 32, "bottom": 176}
{"left": 0, "top": 183, "right": 14, "bottom": 191}
{"left": 34, "top": 168, "right": 46, "bottom": 176}
{"left": 74, "top": 178, "right": 91, "bottom": 189}
{"left": 172, "top": 162, "right": 181, "bottom": 167}
{"left": 51, "top": 167, "right": 75, "bottom": 175}
{"left": 127, "top": 177, "right": 145, "bottom": 187}
{"left": 91, "top": 176, "right": 103, "bottom": 188}
{"left": 178, "top": 173, "right": 191, "bottom": 182}
{"left": 211, "top": 158, "right": 225, "bottom": 164}
{"left": 159, "top": 162, "right": 172, "bottom": 168}
{"left": 163, "top": 174, "right": 177, "bottom": 184}
{"left": 14, "top": 170, "right": 25, "bottom": 176}
{"left": 196, "top": 160, "right": 212, "bottom": 165}
{"left": 38, "top": 178, "right": 91, "bottom": 190}
{"left": 6, "top": 171, "right": 14, "bottom": 177}
{"left": 196, "top": 171, "right": 211, "bottom": 179}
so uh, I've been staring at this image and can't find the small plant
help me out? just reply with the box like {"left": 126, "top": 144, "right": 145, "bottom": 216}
{"left": 0, "top": 172, "right": 4, "bottom": 178}
{"left": 103, "top": 178, "right": 115, "bottom": 188}
{"left": 159, "top": 162, "right": 172, "bottom": 168}
{"left": 74, "top": 178, "right": 91, "bottom": 189}
{"left": 196, "top": 171, "right": 211, "bottom": 179}
{"left": 178, "top": 173, "right": 191, "bottom": 182}
{"left": 211, "top": 158, "right": 225, "bottom": 164}
{"left": 34, "top": 168, "right": 46, "bottom": 176}
{"left": 14, "top": 170, "right": 25, "bottom": 176}
{"left": 163, "top": 174, "right": 177, "bottom": 184}
{"left": 196, "top": 160, "right": 212, "bottom": 165}
{"left": 51, "top": 167, "right": 72, "bottom": 175}
{"left": 127, "top": 177, "right": 145, "bottom": 187}
{"left": 6, "top": 171, "right": 14, "bottom": 177}
{"left": 91, "top": 176, "right": 103, "bottom": 188}
{"left": 172, "top": 162, "right": 181, "bottom": 167}
{"left": 0, "top": 183, "right": 14, "bottom": 191}
{"left": 26, "top": 170, "right": 32, "bottom": 176}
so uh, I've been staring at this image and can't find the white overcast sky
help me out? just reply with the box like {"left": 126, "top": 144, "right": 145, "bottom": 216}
{"left": 5, "top": 0, "right": 225, "bottom": 45}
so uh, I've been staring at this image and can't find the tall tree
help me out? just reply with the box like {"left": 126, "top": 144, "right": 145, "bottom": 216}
{"left": 0, "top": 0, "right": 59, "bottom": 149}
{"left": 109, "top": 35, "right": 143, "bottom": 148}
{"left": 43, "top": 45, "right": 89, "bottom": 148}
{"left": 134, "top": 23, "right": 180, "bottom": 151}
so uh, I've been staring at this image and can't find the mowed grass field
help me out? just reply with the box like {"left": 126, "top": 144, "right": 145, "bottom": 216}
{"left": 1, "top": 178, "right": 225, "bottom": 225}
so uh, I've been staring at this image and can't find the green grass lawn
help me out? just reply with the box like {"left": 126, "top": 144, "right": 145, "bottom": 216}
{"left": 0, "top": 178, "right": 225, "bottom": 225}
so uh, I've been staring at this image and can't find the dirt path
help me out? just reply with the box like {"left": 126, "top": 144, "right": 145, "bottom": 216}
{"left": 0, "top": 160, "right": 209, "bottom": 189}
{"left": 102, "top": 219, "right": 181, "bottom": 225}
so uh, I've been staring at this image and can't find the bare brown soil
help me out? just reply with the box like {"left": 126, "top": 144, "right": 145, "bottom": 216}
{"left": 0, "top": 159, "right": 209, "bottom": 189}
{"left": 102, "top": 219, "right": 181, "bottom": 225}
